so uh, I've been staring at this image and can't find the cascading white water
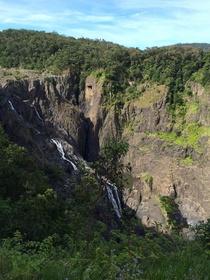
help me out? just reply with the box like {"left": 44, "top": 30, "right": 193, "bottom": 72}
{"left": 113, "top": 185, "right": 122, "bottom": 214}
{"left": 51, "top": 139, "right": 121, "bottom": 216}
{"left": 31, "top": 105, "right": 43, "bottom": 122}
{"left": 101, "top": 177, "right": 122, "bottom": 218}
{"left": 8, "top": 100, "right": 24, "bottom": 119}
{"left": 8, "top": 100, "right": 15, "bottom": 110}
{"left": 51, "top": 139, "right": 77, "bottom": 171}
{"left": 105, "top": 182, "right": 122, "bottom": 218}
{"left": 6, "top": 96, "right": 122, "bottom": 218}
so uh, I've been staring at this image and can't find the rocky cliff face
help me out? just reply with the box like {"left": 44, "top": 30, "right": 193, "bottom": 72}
{"left": 0, "top": 72, "right": 86, "bottom": 158}
{"left": 79, "top": 75, "right": 122, "bottom": 160}
{"left": 122, "top": 82, "right": 210, "bottom": 230}
{"left": 1, "top": 72, "right": 210, "bottom": 231}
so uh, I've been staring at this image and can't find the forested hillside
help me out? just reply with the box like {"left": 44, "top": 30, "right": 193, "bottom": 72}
{"left": 176, "top": 43, "right": 210, "bottom": 51}
{"left": 1, "top": 29, "right": 210, "bottom": 279}
{"left": 1, "top": 29, "right": 210, "bottom": 109}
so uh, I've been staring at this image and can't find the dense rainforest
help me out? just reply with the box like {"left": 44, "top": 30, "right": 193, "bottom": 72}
{"left": 1, "top": 29, "right": 210, "bottom": 111}
{"left": 1, "top": 29, "right": 210, "bottom": 279}
{"left": 1, "top": 30, "right": 210, "bottom": 100}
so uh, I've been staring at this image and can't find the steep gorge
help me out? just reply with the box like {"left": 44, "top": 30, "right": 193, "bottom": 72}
{"left": 1, "top": 70, "right": 210, "bottom": 231}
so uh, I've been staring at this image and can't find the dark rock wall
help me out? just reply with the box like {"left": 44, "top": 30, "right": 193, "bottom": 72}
{"left": 1, "top": 73, "right": 210, "bottom": 230}
{"left": 0, "top": 73, "right": 87, "bottom": 158}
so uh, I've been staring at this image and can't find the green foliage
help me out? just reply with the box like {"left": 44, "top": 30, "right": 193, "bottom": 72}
{"left": 66, "top": 173, "right": 102, "bottom": 257}
{"left": 0, "top": 124, "right": 65, "bottom": 240}
{"left": 1, "top": 227, "right": 210, "bottom": 279}
{"left": 176, "top": 43, "right": 210, "bottom": 51}
{"left": 95, "top": 138, "right": 129, "bottom": 189}
{"left": 153, "top": 131, "right": 177, "bottom": 141}
{"left": 0, "top": 125, "right": 210, "bottom": 279}
{"left": 126, "top": 83, "right": 143, "bottom": 100}
{"left": 151, "top": 120, "right": 210, "bottom": 152}
{"left": 175, "top": 122, "right": 201, "bottom": 149}
{"left": 194, "top": 219, "right": 210, "bottom": 252}
{"left": 159, "top": 196, "right": 186, "bottom": 232}
{"left": 42, "top": 164, "right": 63, "bottom": 181}
{"left": 139, "top": 46, "right": 203, "bottom": 111}
{"left": 144, "top": 173, "right": 153, "bottom": 186}
{"left": 182, "top": 156, "right": 194, "bottom": 165}
{"left": 190, "top": 50, "right": 210, "bottom": 85}
{"left": 185, "top": 101, "right": 200, "bottom": 120}
{"left": 1, "top": 29, "right": 210, "bottom": 109}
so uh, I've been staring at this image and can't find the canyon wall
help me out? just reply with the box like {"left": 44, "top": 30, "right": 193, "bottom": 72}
{"left": 1, "top": 72, "right": 210, "bottom": 230}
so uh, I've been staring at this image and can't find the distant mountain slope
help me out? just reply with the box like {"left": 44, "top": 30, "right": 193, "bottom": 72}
{"left": 175, "top": 43, "right": 210, "bottom": 51}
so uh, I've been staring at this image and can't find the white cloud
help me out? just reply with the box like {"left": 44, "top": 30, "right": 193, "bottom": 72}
{"left": 114, "top": 0, "right": 210, "bottom": 11}
{"left": 27, "top": 14, "right": 55, "bottom": 22}
{"left": 0, "top": 0, "right": 210, "bottom": 49}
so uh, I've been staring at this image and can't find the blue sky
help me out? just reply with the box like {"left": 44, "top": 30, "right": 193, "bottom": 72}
{"left": 0, "top": 0, "right": 210, "bottom": 49}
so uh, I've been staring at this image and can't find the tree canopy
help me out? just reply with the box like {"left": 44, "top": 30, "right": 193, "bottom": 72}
{"left": 1, "top": 29, "right": 210, "bottom": 110}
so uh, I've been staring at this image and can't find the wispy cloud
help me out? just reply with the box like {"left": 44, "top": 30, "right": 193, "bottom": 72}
{"left": 0, "top": 0, "right": 210, "bottom": 49}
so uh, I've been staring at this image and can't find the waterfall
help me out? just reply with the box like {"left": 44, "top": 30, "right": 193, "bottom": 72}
{"left": 8, "top": 100, "right": 23, "bottom": 119}
{"left": 51, "top": 139, "right": 77, "bottom": 171}
{"left": 113, "top": 185, "right": 122, "bottom": 214}
{"left": 31, "top": 105, "right": 43, "bottom": 122}
{"left": 101, "top": 177, "right": 122, "bottom": 218}
{"left": 8, "top": 100, "right": 15, "bottom": 110}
